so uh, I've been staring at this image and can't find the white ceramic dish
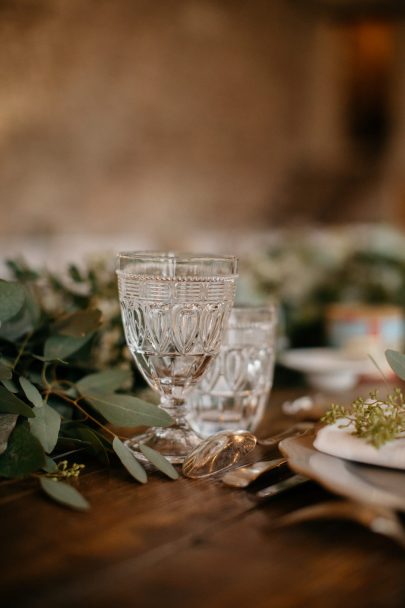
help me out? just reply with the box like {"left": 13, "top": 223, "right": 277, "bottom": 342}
{"left": 279, "top": 434, "right": 405, "bottom": 512}
{"left": 279, "top": 348, "right": 373, "bottom": 391}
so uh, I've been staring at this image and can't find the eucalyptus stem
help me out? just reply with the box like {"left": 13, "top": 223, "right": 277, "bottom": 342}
{"left": 41, "top": 362, "right": 51, "bottom": 390}
{"left": 51, "top": 390, "right": 123, "bottom": 441}
{"left": 12, "top": 331, "right": 32, "bottom": 369}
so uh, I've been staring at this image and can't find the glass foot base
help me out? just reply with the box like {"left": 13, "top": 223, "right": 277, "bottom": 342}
{"left": 125, "top": 426, "right": 202, "bottom": 464}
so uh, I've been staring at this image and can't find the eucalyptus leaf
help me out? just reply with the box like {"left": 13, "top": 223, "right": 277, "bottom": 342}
{"left": 47, "top": 396, "right": 74, "bottom": 419}
{"left": 44, "top": 333, "right": 93, "bottom": 361}
{"left": 0, "top": 285, "right": 40, "bottom": 341}
{"left": 0, "top": 413, "right": 18, "bottom": 455}
{"left": 85, "top": 392, "right": 173, "bottom": 428}
{"left": 112, "top": 437, "right": 147, "bottom": 483}
{"left": 19, "top": 377, "right": 44, "bottom": 408}
{"left": 42, "top": 454, "right": 58, "bottom": 473}
{"left": 0, "top": 364, "right": 12, "bottom": 381}
{"left": 0, "top": 386, "right": 34, "bottom": 417}
{"left": 139, "top": 444, "right": 179, "bottom": 480}
{"left": 0, "top": 423, "right": 45, "bottom": 478}
{"left": 53, "top": 309, "right": 102, "bottom": 338}
{"left": 386, "top": 349, "right": 405, "bottom": 381}
{"left": 1, "top": 379, "right": 18, "bottom": 393}
{"left": 28, "top": 403, "right": 61, "bottom": 453}
{"left": 74, "top": 426, "right": 111, "bottom": 464}
{"left": 40, "top": 477, "right": 90, "bottom": 511}
{"left": 76, "top": 368, "right": 133, "bottom": 395}
{"left": 68, "top": 264, "right": 83, "bottom": 283}
{"left": 6, "top": 258, "right": 40, "bottom": 282}
{"left": 33, "top": 354, "right": 67, "bottom": 364}
{"left": 0, "top": 281, "right": 25, "bottom": 323}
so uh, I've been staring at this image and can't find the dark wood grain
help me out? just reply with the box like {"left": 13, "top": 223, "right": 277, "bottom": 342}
{"left": 1, "top": 388, "right": 404, "bottom": 608}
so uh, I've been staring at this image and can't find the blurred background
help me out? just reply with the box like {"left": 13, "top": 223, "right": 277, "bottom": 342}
{"left": 1, "top": 0, "right": 405, "bottom": 251}
{"left": 1, "top": 0, "right": 405, "bottom": 360}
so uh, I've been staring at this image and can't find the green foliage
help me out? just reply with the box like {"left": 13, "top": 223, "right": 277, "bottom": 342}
{"left": 112, "top": 437, "right": 147, "bottom": 484}
{"left": 0, "top": 281, "right": 25, "bottom": 322}
{"left": 0, "top": 414, "right": 18, "bottom": 455}
{"left": 139, "top": 444, "right": 179, "bottom": 480}
{"left": 0, "top": 263, "right": 179, "bottom": 511}
{"left": 28, "top": 403, "right": 61, "bottom": 454}
{"left": 386, "top": 349, "right": 405, "bottom": 381}
{"left": 40, "top": 477, "right": 90, "bottom": 512}
{"left": 0, "top": 363, "right": 12, "bottom": 381}
{"left": 42, "top": 455, "right": 58, "bottom": 473}
{"left": 0, "top": 423, "right": 45, "bottom": 477}
{"left": 322, "top": 388, "right": 405, "bottom": 448}
{"left": 0, "top": 285, "right": 40, "bottom": 341}
{"left": 83, "top": 392, "right": 172, "bottom": 428}
{"left": 0, "top": 387, "right": 34, "bottom": 417}
{"left": 76, "top": 368, "right": 132, "bottom": 394}
{"left": 44, "top": 333, "right": 94, "bottom": 361}
{"left": 19, "top": 377, "right": 44, "bottom": 408}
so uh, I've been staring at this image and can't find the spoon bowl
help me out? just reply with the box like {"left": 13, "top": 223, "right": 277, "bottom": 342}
{"left": 182, "top": 430, "right": 257, "bottom": 479}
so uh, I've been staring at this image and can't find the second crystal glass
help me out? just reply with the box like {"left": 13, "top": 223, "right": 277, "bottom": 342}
{"left": 116, "top": 252, "right": 238, "bottom": 463}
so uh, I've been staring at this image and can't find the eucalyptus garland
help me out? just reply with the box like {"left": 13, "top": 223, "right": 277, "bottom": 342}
{"left": 0, "top": 258, "right": 178, "bottom": 512}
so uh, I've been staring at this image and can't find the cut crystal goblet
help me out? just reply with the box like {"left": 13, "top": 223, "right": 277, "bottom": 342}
{"left": 116, "top": 252, "right": 238, "bottom": 463}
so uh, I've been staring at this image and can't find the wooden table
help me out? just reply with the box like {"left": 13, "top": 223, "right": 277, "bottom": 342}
{"left": 2, "top": 388, "right": 405, "bottom": 608}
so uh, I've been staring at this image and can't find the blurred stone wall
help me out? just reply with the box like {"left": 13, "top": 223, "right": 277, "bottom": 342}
{"left": 0, "top": 0, "right": 404, "bottom": 248}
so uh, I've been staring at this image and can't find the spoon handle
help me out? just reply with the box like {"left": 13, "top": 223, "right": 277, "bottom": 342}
{"left": 257, "top": 423, "right": 315, "bottom": 449}
{"left": 221, "top": 458, "right": 289, "bottom": 488}
{"left": 255, "top": 474, "right": 309, "bottom": 499}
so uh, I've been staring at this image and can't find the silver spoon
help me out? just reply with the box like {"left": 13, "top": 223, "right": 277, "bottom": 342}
{"left": 182, "top": 430, "right": 257, "bottom": 479}
{"left": 182, "top": 423, "right": 315, "bottom": 480}
{"left": 257, "top": 421, "right": 315, "bottom": 447}
{"left": 221, "top": 457, "right": 289, "bottom": 488}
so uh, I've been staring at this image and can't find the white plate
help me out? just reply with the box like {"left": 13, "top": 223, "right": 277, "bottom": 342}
{"left": 279, "top": 348, "right": 373, "bottom": 391}
{"left": 279, "top": 433, "right": 405, "bottom": 512}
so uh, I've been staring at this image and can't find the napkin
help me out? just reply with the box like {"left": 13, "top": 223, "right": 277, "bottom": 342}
{"left": 314, "top": 422, "right": 405, "bottom": 470}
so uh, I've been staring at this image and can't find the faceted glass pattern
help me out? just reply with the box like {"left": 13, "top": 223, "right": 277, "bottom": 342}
{"left": 117, "top": 252, "right": 238, "bottom": 463}
{"left": 188, "top": 306, "right": 276, "bottom": 437}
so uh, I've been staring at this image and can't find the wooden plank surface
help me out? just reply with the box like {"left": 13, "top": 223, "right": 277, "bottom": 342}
{"left": 1, "top": 388, "right": 405, "bottom": 608}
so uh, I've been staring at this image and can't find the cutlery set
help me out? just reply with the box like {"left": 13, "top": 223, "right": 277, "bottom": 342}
{"left": 211, "top": 423, "right": 405, "bottom": 549}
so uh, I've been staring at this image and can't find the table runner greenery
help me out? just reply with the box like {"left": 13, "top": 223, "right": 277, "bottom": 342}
{"left": 0, "top": 258, "right": 178, "bottom": 512}
{"left": 0, "top": 255, "right": 404, "bottom": 512}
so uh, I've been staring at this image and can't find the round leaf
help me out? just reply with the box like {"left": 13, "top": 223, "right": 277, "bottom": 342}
{"left": 0, "top": 285, "right": 40, "bottom": 341}
{"left": 0, "top": 281, "right": 25, "bottom": 323}
{"left": 28, "top": 403, "right": 61, "bottom": 453}
{"left": 19, "top": 377, "right": 44, "bottom": 408}
{"left": 0, "top": 423, "right": 45, "bottom": 478}
{"left": 0, "top": 386, "right": 34, "bottom": 417}
{"left": 44, "top": 333, "right": 93, "bottom": 361}
{"left": 76, "top": 368, "right": 133, "bottom": 395}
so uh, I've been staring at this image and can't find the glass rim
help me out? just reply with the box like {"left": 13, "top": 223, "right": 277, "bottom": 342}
{"left": 117, "top": 251, "right": 238, "bottom": 264}
{"left": 231, "top": 304, "right": 276, "bottom": 314}
{"left": 228, "top": 304, "right": 277, "bottom": 329}
{"left": 117, "top": 251, "right": 238, "bottom": 279}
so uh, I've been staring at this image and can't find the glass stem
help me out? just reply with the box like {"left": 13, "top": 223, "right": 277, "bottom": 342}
{"left": 160, "top": 397, "right": 188, "bottom": 428}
